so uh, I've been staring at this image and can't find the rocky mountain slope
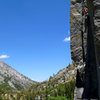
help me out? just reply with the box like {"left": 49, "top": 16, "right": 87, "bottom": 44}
{"left": 0, "top": 63, "right": 77, "bottom": 100}
{"left": 52, "top": 63, "right": 77, "bottom": 83}
{"left": 27, "top": 63, "right": 77, "bottom": 99}
{"left": 0, "top": 60, "right": 35, "bottom": 90}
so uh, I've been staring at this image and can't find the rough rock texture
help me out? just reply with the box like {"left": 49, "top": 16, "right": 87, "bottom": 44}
{"left": 70, "top": 0, "right": 83, "bottom": 64}
{"left": 53, "top": 63, "right": 77, "bottom": 82}
{"left": 0, "top": 60, "right": 36, "bottom": 90}
{"left": 94, "top": 0, "right": 100, "bottom": 98}
{"left": 70, "top": 0, "right": 100, "bottom": 99}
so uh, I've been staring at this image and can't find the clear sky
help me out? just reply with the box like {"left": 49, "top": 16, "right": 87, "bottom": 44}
{"left": 0, "top": 0, "right": 71, "bottom": 82}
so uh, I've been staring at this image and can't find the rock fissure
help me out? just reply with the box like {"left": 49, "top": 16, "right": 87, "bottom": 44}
{"left": 70, "top": 0, "right": 100, "bottom": 99}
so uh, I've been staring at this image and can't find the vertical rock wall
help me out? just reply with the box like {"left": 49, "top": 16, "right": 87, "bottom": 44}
{"left": 94, "top": 0, "right": 100, "bottom": 98}
{"left": 70, "top": 0, "right": 100, "bottom": 99}
{"left": 70, "top": 0, "right": 83, "bottom": 64}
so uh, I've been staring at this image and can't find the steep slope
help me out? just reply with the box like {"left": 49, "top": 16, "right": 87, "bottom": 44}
{"left": 52, "top": 63, "right": 77, "bottom": 83}
{"left": 0, "top": 60, "right": 36, "bottom": 90}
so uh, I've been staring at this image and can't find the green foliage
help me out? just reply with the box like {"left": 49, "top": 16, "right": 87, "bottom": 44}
{"left": 65, "top": 81, "right": 75, "bottom": 99}
{"left": 0, "top": 80, "right": 75, "bottom": 100}
{"left": 0, "top": 77, "right": 14, "bottom": 90}
{"left": 13, "top": 83, "right": 23, "bottom": 90}
{"left": 35, "top": 80, "right": 76, "bottom": 100}
{"left": 48, "top": 96, "right": 67, "bottom": 100}
{"left": 0, "top": 62, "right": 76, "bottom": 100}
{"left": 0, "top": 95, "right": 3, "bottom": 100}
{"left": 0, "top": 82, "right": 12, "bottom": 90}
{"left": 4, "top": 77, "right": 11, "bottom": 83}
{"left": 17, "top": 93, "right": 21, "bottom": 100}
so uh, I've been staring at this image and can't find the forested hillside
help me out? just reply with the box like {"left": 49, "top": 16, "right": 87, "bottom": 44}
{"left": 0, "top": 63, "right": 77, "bottom": 100}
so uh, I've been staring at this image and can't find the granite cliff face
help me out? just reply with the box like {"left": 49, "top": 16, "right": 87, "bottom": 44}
{"left": 0, "top": 60, "right": 35, "bottom": 90}
{"left": 70, "top": 0, "right": 100, "bottom": 99}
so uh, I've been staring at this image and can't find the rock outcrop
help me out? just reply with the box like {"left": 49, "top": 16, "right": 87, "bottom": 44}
{"left": 70, "top": 0, "right": 100, "bottom": 99}
{"left": 0, "top": 60, "right": 36, "bottom": 90}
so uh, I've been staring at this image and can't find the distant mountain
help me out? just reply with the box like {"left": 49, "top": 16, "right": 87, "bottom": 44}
{"left": 52, "top": 63, "right": 77, "bottom": 82}
{"left": 0, "top": 60, "right": 36, "bottom": 90}
{"left": 47, "top": 63, "right": 77, "bottom": 84}
{"left": 0, "top": 62, "right": 78, "bottom": 99}
{"left": 26, "top": 63, "right": 77, "bottom": 99}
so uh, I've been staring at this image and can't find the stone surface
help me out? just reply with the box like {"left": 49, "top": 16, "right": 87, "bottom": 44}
{"left": 70, "top": 0, "right": 83, "bottom": 64}
{"left": 0, "top": 60, "right": 36, "bottom": 90}
{"left": 70, "top": 0, "right": 100, "bottom": 99}
{"left": 74, "top": 88, "right": 84, "bottom": 100}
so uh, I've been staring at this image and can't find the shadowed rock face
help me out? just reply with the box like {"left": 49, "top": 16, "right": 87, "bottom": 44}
{"left": 70, "top": 0, "right": 100, "bottom": 99}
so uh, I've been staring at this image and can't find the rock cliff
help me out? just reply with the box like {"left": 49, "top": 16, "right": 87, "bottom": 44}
{"left": 70, "top": 0, "right": 100, "bottom": 99}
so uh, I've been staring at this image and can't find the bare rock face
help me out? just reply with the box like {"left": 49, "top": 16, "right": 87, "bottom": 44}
{"left": 70, "top": 0, "right": 100, "bottom": 99}
{"left": 70, "top": 0, "right": 83, "bottom": 64}
{"left": 0, "top": 60, "right": 36, "bottom": 90}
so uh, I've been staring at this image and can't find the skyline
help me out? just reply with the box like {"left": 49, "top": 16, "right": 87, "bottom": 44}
{"left": 0, "top": 0, "right": 71, "bottom": 82}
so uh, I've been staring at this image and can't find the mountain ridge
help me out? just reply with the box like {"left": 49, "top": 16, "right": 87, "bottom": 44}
{"left": 0, "top": 61, "right": 77, "bottom": 99}
{"left": 0, "top": 60, "right": 36, "bottom": 90}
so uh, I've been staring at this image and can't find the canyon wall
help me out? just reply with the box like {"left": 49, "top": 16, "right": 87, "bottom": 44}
{"left": 70, "top": 0, "right": 100, "bottom": 99}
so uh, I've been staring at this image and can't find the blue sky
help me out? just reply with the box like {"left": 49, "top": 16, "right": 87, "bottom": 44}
{"left": 0, "top": 0, "right": 71, "bottom": 82}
